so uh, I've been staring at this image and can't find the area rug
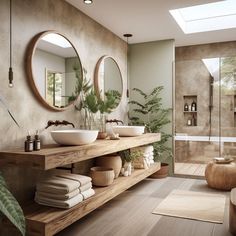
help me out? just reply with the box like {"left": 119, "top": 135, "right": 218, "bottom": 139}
{"left": 152, "top": 189, "right": 226, "bottom": 223}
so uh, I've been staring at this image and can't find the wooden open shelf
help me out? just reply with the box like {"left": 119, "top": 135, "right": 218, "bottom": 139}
{"left": 0, "top": 133, "right": 161, "bottom": 235}
{"left": 0, "top": 133, "right": 160, "bottom": 170}
{"left": 24, "top": 163, "right": 160, "bottom": 236}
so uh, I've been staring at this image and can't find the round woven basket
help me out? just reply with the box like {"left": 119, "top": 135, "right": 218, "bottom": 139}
{"left": 90, "top": 167, "right": 115, "bottom": 186}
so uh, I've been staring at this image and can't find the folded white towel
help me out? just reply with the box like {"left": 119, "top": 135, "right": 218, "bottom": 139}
{"left": 35, "top": 193, "right": 83, "bottom": 209}
{"left": 81, "top": 188, "right": 95, "bottom": 200}
{"left": 35, "top": 188, "right": 80, "bottom": 201}
{"left": 36, "top": 176, "right": 80, "bottom": 194}
{"left": 79, "top": 182, "right": 92, "bottom": 193}
{"left": 56, "top": 173, "right": 92, "bottom": 186}
{"left": 143, "top": 152, "right": 154, "bottom": 158}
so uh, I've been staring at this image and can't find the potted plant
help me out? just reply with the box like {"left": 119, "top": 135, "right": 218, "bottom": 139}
{"left": 118, "top": 149, "right": 141, "bottom": 176}
{"left": 129, "top": 86, "right": 172, "bottom": 178}
{"left": 97, "top": 90, "right": 121, "bottom": 138}
{"left": 74, "top": 68, "right": 121, "bottom": 135}
{"left": 0, "top": 94, "right": 25, "bottom": 235}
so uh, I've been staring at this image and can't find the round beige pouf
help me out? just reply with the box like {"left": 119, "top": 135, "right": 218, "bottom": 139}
{"left": 205, "top": 161, "right": 236, "bottom": 190}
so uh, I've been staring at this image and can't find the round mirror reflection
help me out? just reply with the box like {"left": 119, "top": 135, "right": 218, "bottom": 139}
{"left": 94, "top": 56, "right": 123, "bottom": 110}
{"left": 27, "top": 31, "right": 83, "bottom": 111}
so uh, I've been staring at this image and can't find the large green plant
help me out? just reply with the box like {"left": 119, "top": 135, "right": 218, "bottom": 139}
{"left": 0, "top": 94, "right": 25, "bottom": 235}
{"left": 74, "top": 68, "right": 121, "bottom": 130}
{"left": 0, "top": 174, "right": 25, "bottom": 235}
{"left": 129, "top": 86, "right": 172, "bottom": 162}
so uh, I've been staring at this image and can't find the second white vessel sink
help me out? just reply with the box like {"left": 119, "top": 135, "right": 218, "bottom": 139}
{"left": 112, "top": 125, "right": 145, "bottom": 137}
{"left": 51, "top": 129, "right": 98, "bottom": 146}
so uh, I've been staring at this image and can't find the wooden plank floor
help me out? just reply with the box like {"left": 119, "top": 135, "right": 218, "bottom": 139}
{"left": 175, "top": 163, "right": 207, "bottom": 177}
{"left": 57, "top": 177, "right": 231, "bottom": 236}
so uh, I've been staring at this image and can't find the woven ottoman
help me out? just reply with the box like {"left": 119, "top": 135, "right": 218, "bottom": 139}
{"left": 205, "top": 161, "right": 236, "bottom": 190}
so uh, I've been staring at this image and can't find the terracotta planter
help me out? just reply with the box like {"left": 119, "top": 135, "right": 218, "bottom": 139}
{"left": 95, "top": 154, "right": 122, "bottom": 178}
{"left": 149, "top": 163, "right": 169, "bottom": 179}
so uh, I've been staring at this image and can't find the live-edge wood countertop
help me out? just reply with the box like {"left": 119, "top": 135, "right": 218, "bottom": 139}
{"left": 0, "top": 133, "right": 161, "bottom": 170}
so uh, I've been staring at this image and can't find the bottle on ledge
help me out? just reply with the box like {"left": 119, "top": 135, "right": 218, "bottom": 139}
{"left": 187, "top": 116, "right": 192, "bottom": 126}
{"left": 184, "top": 103, "right": 189, "bottom": 111}
{"left": 191, "top": 100, "right": 197, "bottom": 111}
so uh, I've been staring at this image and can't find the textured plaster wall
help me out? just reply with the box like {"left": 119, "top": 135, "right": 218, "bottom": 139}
{"left": 0, "top": 0, "right": 127, "bottom": 213}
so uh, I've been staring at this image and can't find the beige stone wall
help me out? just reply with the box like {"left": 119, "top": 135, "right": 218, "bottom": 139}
{"left": 175, "top": 41, "right": 236, "bottom": 136}
{"left": 0, "top": 0, "right": 127, "bottom": 208}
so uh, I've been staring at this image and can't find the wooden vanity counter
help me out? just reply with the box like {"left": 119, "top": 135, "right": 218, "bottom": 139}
{"left": 0, "top": 133, "right": 161, "bottom": 170}
{"left": 0, "top": 133, "right": 161, "bottom": 236}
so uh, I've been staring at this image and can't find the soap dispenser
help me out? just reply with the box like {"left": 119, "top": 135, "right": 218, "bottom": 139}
{"left": 25, "top": 132, "right": 33, "bottom": 152}
{"left": 33, "top": 130, "right": 41, "bottom": 151}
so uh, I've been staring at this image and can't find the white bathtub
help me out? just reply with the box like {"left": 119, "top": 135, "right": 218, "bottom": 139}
{"left": 175, "top": 134, "right": 236, "bottom": 143}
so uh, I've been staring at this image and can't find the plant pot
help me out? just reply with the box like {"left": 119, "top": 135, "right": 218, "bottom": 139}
{"left": 95, "top": 154, "right": 122, "bottom": 178}
{"left": 123, "top": 161, "right": 132, "bottom": 176}
{"left": 149, "top": 163, "right": 169, "bottom": 179}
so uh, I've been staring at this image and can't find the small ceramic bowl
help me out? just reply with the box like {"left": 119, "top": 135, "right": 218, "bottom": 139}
{"left": 90, "top": 167, "right": 115, "bottom": 187}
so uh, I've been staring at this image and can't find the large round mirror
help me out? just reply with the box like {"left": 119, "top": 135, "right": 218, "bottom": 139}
{"left": 27, "top": 31, "right": 83, "bottom": 111}
{"left": 94, "top": 56, "right": 123, "bottom": 110}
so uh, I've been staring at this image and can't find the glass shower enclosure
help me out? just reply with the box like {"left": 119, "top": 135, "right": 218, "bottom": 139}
{"left": 174, "top": 56, "right": 236, "bottom": 176}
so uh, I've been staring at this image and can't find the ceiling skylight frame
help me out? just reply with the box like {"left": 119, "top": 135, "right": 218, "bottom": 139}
{"left": 169, "top": 0, "right": 236, "bottom": 34}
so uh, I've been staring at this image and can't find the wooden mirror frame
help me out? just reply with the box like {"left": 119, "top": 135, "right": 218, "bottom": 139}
{"left": 94, "top": 55, "right": 123, "bottom": 110}
{"left": 26, "top": 30, "right": 83, "bottom": 112}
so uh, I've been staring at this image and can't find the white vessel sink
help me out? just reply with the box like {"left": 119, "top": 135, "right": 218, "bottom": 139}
{"left": 112, "top": 125, "right": 145, "bottom": 137}
{"left": 51, "top": 129, "right": 98, "bottom": 146}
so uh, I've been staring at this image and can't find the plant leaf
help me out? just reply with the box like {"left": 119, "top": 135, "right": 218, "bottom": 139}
{"left": 0, "top": 94, "right": 20, "bottom": 128}
{"left": 0, "top": 173, "right": 25, "bottom": 235}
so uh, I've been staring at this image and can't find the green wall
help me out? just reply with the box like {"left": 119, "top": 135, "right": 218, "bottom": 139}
{"left": 129, "top": 39, "right": 175, "bottom": 172}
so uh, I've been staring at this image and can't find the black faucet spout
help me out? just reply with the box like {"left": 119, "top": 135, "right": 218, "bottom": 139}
{"left": 45, "top": 120, "right": 75, "bottom": 129}
{"left": 106, "top": 119, "right": 124, "bottom": 125}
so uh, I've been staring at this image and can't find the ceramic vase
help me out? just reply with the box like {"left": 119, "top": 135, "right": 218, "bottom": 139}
{"left": 95, "top": 154, "right": 122, "bottom": 178}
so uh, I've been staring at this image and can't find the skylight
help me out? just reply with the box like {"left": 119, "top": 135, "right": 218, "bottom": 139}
{"left": 42, "top": 33, "right": 72, "bottom": 48}
{"left": 169, "top": 0, "right": 236, "bottom": 34}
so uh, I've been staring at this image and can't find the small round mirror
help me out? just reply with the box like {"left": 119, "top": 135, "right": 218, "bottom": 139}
{"left": 27, "top": 31, "right": 83, "bottom": 111}
{"left": 94, "top": 56, "right": 123, "bottom": 110}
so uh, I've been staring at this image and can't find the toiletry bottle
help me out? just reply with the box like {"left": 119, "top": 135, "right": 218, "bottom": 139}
{"left": 184, "top": 103, "right": 188, "bottom": 111}
{"left": 33, "top": 130, "right": 41, "bottom": 151}
{"left": 25, "top": 133, "right": 33, "bottom": 152}
{"left": 187, "top": 117, "right": 192, "bottom": 126}
{"left": 192, "top": 114, "right": 196, "bottom": 126}
{"left": 188, "top": 104, "right": 191, "bottom": 111}
{"left": 191, "top": 101, "right": 197, "bottom": 111}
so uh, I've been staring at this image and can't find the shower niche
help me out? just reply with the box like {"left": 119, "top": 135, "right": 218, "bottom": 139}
{"left": 183, "top": 95, "right": 197, "bottom": 127}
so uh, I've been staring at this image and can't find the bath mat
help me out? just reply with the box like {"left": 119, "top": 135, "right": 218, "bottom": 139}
{"left": 152, "top": 189, "right": 226, "bottom": 223}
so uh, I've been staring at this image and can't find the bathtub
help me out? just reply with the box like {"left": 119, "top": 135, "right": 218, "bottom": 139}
{"left": 175, "top": 134, "right": 236, "bottom": 143}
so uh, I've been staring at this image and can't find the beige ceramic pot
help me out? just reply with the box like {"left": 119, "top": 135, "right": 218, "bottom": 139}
{"left": 95, "top": 154, "right": 122, "bottom": 178}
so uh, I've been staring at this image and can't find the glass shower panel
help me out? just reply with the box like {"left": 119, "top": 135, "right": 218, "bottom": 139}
{"left": 175, "top": 58, "right": 220, "bottom": 166}
{"left": 220, "top": 56, "right": 236, "bottom": 159}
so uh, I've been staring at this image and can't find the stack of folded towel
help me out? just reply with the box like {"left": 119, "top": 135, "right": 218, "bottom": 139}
{"left": 131, "top": 145, "right": 155, "bottom": 169}
{"left": 35, "top": 173, "right": 95, "bottom": 209}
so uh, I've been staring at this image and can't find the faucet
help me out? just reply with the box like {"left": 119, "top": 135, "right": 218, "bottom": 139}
{"left": 45, "top": 120, "right": 75, "bottom": 129}
{"left": 106, "top": 119, "right": 124, "bottom": 125}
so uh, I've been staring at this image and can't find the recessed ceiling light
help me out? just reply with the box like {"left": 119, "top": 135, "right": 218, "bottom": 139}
{"left": 169, "top": 0, "right": 236, "bottom": 34}
{"left": 42, "top": 34, "right": 72, "bottom": 48}
{"left": 84, "top": 0, "right": 93, "bottom": 4}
